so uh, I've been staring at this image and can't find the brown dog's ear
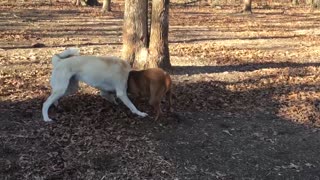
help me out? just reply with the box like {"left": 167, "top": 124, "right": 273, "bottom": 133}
{"left": 127, "top": 72, "right": 139, "bottom": 96}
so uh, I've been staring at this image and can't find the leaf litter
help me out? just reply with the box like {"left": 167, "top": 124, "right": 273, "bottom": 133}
{"left": 1, "top": 2, "right": 320, "bottom": 179}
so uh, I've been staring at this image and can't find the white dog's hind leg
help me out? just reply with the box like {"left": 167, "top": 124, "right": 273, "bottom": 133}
{"left": 115, "top": 89, "right": 148, "bottom": 117}
{"left": 42, "top": 90, "right": 66, "bottom": 122}
{"left": 42, "top": 73, "right": 70, "bottom": 122}
{"left": 100, "top": 90, "right": 118, "bottom": 105}
{"left": 52, "top": 78, "right": 78, "bottom": 108}
{"left": 54, "top": 100, "right": 59, "bottom": 107}
{"left": 65, "top": 77, "right": 79, "bottom": 96}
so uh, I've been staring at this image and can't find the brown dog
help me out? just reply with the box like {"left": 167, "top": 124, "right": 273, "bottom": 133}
{"left": 127, "top": 68, "right": 173, "bottom": 120}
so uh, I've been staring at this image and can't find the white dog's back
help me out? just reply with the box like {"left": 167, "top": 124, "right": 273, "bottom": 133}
{"left": 52, "top": 55, "right": 131, "bottom": 91}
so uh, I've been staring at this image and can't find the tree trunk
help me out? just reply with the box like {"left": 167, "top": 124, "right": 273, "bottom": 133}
{"left": 312, "top": 0, "right": 320, "bottom": 8}
{"left": 74, "top": 0, "right": 81, "bottom": 6}
{"left": 122, "top": 0, "right": 149, "bottom": 69}
{"left": 147, "top": 0, "right": 171, "bottom": 69}
{"left": 74, "top": 0, "right": 99, "bottom": 6}
{"left": 292, "top": 0, "right": 298, "bottom": 5}
{"left": 242, "top": 0, "right": 252, "bottom": 13}
{"left": 87, "top": 0, "right": 99, "bottom": 6}
{"left": 210, "top": 0, "right": 220, "bottom": 6}
{"left": 102, "top": 0, "right": 111, "bottom": 12}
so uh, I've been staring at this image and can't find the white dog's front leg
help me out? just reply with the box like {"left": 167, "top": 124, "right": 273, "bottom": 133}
{"left": 116, "top": 91, "right": 147, "bottom": 117}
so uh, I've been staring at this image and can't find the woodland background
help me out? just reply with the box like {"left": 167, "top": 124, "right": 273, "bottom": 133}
{"left": 1, "top": 0, "right": 320, "bottom": 179}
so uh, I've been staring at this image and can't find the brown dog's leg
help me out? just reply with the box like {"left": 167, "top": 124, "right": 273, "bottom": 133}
{"left": 166, "top": 89, "right": 173, "bottom": 112}
{"left": 152, "top": 101, "right": 161, "bottom": 121}
{"left": 149, "top": 95, "right": 161, "bottom": 121}
{"left": 164, "top": 74, "right": 174, "bottom": 112}
{"left": 149, "top": 82, "right": 165, "bottom": 120}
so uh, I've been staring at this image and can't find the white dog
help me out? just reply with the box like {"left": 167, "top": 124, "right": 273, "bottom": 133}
{"left": 42, "top": 48, "right": 148, "bottom": 122}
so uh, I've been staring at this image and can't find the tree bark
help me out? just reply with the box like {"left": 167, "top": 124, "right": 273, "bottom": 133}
{"left": 292, "top": 0, "right": 298, "bottom": 5}
{"left": 148, "top": 0, "right": 171, "bottom": 69}
{"left": 102, "top": 0, "right": 111, "bottom": 12}
{"left": 242, "top": 0, "right": 252, "bottom": 13}
{"left": 122, "top": 0, "right": 149, "bottom": 69}
{"left": 312, "top": 0, "right": 320, "bottom": 8}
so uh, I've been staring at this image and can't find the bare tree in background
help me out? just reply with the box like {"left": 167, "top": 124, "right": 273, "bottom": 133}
{"left": 74, "top": 0, "right": 99, "bottom": 6}
{"left": 242, "top": 0, "right": 252, "bottom": 13}
{"left": 209, "top": 0, "right": 220, "bottom": 6}
{"left": 292, "top": 0, "right": 298, "bottom": 5}
{"left": 312, "top": 0, "right": 320, "bottom": 8}
{"left": 122, "top": 0, "right": 149, "bottom": 69}
{"left": 102, "top": 0, "right": 111, "bottom": 12}
{"left": 122, "top": 0, "right": 171, "bottom": 69}
{"left": 148, "top": 0, "right": 170, "bottom": 68}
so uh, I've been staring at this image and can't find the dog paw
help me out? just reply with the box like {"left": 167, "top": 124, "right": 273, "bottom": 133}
{"left": 43, "top": 118, "right": 53, "bottom": 122}
{"left": 137, "top": 112, "right": 148, "bottom": 117}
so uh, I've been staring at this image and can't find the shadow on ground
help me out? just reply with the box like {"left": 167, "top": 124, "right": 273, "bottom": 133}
{"left": 1, "top": 73, "right": 320, "bottom": 179}
{"left": 171, "top": 62, "right": 320, "bottom": 75}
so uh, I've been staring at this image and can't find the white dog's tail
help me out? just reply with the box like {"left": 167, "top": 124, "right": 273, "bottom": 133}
{"left": 52, "top": 48, "right": 80, "bottom": 66}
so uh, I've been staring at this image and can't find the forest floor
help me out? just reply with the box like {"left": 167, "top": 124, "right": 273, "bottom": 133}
{"left": 1, "top": 2, "right": 320, "bottom": 179}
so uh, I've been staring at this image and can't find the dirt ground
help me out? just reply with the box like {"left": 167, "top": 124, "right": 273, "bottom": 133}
{"left": 1, "top": 2, "right": 320, "bottom": 179}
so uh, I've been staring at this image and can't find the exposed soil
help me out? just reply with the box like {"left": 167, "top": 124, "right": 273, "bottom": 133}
{"left": 1, "top": 2, "right": 320, "bottom": 179}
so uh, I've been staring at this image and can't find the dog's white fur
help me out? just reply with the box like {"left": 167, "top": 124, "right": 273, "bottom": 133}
{"left": 42, "top": 48, "right": 147, "bottom": 122}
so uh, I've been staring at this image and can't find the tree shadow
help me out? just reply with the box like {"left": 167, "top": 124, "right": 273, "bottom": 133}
{"left": 161, "top": 72, "right": 320, "bottom": 178}
{"left": 0, "top": 71, "right": 320, "bottom": 179}
{"left": 171, "top": 62, "right": 320, "bottom": 75}
{"left": 1, "top": 69, "right": 320, "bottom": 179}
{"left": 170, "top": 35, "right": 303, "bottom": 44}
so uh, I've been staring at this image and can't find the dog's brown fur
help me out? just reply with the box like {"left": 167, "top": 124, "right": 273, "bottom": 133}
{"left": 127, "top": 68, "right": 173, "bottom": 120}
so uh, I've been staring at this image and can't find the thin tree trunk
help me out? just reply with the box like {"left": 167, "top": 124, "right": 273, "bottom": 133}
{"left": 210, "top": 0, "right": 220, "bottom": 6}
{"left": 292, "top": 0, "right": 298, "bottom": 5}
{"left": 312, "top": 0, "right": 320, "bottom": 8}
{"left": 148, "top": 0, "right": 170, "bottom": 69}
{"left": 74, "top": 0, "right": 98, "bottom": 6}
{"left": 102, "top": 0, "right": 111, "bottom": 12}
{"left": 242, "top": 0, "right": 252, "bottom": 13}
{"left": 74, "top": 0, "right": 81, "bottom": 6}
{"left": 122, "top": 0, "right": 149, "bottom": 69}
{"left": 87, "top": 0, "right": 99, "bottom": 6}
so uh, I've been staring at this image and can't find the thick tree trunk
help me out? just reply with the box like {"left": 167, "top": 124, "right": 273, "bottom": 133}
{"left": 102, "top": 0, "right": 111, "bottom": 12}
{"left": 242, "top": 0, "right": 252, "bottom": 13}
{"left": 122, "top": 0, "right": 149, "bottom": 69}
{"left": 147, "top": 0, "right": 171, "bottom": 69}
